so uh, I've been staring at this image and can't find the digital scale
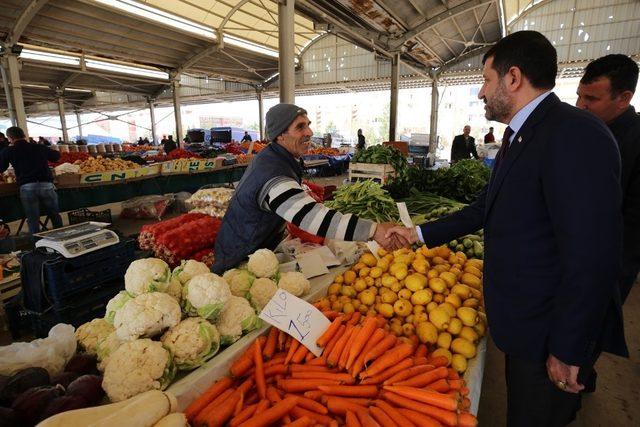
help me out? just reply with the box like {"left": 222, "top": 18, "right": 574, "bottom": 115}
{"left": 34, "top": 222, "right": 119, "bottom": 258}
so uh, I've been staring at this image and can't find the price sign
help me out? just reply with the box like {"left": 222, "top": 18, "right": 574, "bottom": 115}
{"left": 259, "top": 289, "right": 330, "bottom": 356}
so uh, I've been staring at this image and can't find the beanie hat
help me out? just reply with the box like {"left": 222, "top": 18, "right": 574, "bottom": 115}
{"left": 265, "top": 103, "right": 307, "bottom": 141}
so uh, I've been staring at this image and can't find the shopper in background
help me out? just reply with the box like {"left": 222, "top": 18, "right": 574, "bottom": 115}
{"left": 450, "top": 125, "right": 479, "bottom": 163}
{"left": 163, "top": 135, "right": 177, "bottom": 154}
{"left": 0, "top": 132, "right": 8, "bottom": 152}
{"left": 484, "top": 126, "right": 495, "bottom": 143}
{"left": 0, "top": 126, "right": 63, "bottom": 235}
{"left": 143, "top": 137, "right": 150, "bottom": 145}
{"left": 212, "top": 103, "right": 399, "bottom": 273}
{"left": 576, "top": 54, "right": 640, "bottom": 303}
{"left": 386, "top": 31, "right": 627, "bottom": 427}
{"left": 160, "top": 134, "right": 168, "bottom": 146}
{"left": 356, "top": 128, "right": 366, "bottom": 151}
{"left": 241, "top": 131, "right": 252, "bottom": 142}
{"left": 37, "top": 136, "right": 51, "bottom": 146}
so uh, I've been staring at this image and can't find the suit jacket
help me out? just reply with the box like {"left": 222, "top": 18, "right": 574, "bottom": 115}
{"left": 451, "top": 135, "right": 479, "bottom": 162}
{"left": 421, "top": 94, "right": 628, "bottom": 366}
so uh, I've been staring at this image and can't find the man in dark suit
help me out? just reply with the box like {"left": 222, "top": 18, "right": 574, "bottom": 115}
{"left": 577, "top": 54, "right": 640, "bottom": 303}
{"left": 386, "top": 31, "right": 627, "bottom": 426}
{"left": 450, "top": 125, "right": 479, "bottom": 163}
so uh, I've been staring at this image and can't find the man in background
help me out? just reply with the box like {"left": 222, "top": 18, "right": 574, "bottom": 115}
{"left": 576, "top": 54, "right": 640, "bottom": 303}
{"left": 484, "top": 126, "right": 495, "bottom": 143}
{"left": 450, "top": 125, "right": 479, "bottom": 163}
{"left": 163, "top": 135, "right": 177, "bottom": 154}
{"left": 241, "top": 131, "right": 252, "bottom": 142}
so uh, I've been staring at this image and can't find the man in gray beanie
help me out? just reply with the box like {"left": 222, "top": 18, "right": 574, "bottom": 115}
{"left": 212, "top": 103, "right": 398, "bottom": 273}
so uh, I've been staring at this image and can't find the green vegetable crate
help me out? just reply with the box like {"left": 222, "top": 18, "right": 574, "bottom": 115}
{"left": 348, "top": 163, "right": 396, "bottom": 184}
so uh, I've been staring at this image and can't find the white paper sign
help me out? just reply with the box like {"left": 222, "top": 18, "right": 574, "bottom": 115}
{"left": 259, "top": 289, "right": 331, "bottom": 356}
{"left": 396, "top": 202, "right": 414, "bottom": 228}
{"left": 296, "top": 251, "right": 330, "bottom": 279}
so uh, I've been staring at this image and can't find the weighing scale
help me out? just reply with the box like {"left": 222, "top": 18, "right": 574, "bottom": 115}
{"left": 34, "top": 222, "right": 119, "bottom": 258}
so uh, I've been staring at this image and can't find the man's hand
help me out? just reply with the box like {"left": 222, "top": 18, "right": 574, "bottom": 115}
{"left": 385, "top": 226, "right": 420, "bottom": 247}
{"left": 546, "top": 354, "right": 584, "bottom": 394}
{"left": 373, "top": 223, "right": 406, "bottom": 250}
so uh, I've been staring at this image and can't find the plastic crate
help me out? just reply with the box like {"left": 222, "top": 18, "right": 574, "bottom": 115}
{"left": 67, "top": 208, "right": 112, "bottom": 225}
{"left": 42, "top": 239, "right": 134, "bottom": 309}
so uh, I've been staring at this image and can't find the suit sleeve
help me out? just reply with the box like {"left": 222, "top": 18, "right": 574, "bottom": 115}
{"left": 419, "top": 185, "right": 486, "bottom": 247}
{"left": 450, "top": 137, "right": 456, "bottom": 161}
{"left": 543, "top": 119, "right": 622, "bottom": 366}
{"left": 470, "top": 139, "right": 479, "bottom": 159}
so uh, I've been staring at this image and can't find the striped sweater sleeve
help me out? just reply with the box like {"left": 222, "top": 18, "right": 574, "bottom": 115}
{"left": 258, "top": 176, "right": 377, "bottom": 242}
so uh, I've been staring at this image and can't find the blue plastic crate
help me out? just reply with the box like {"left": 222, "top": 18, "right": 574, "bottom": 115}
{"left": 43, "top": 239, "right": 134, "bottom": 309}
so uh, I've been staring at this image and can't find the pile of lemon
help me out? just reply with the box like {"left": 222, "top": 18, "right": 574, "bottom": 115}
{"left": 315, "top": 245, "right": 487, "bottom": 373}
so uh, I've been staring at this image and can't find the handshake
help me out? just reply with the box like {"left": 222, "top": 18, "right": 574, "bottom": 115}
{"left": 372, "top": 222, "right": 421, "bottom": 251}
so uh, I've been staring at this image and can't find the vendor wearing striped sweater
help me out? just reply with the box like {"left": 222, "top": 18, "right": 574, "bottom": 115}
{"left": 212, "top": 103, "right": 397, "bottom": 273}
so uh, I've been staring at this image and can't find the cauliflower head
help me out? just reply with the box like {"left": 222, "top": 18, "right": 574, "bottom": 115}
{"left": 227, "top": 270, "right": 255, "bottom": 298}
{"left": 96, "top": 331, "right": 125, "bottom": 372}
{"left": 113, "top": 292, "right": 182, "bottom": 341}
{"left": 277, "top": 271, "right": 310, "bottom": 297}
{"left": 172, "top": 260, "right": 210, "bottom": 285}
{"left": 165, "top": 277, "right": 183, "bottom": 303}
{"left": 104, "top": 291, "right": 133, "bottom": 325}
{"left": 75, "top": 318, "right": 114, "bottom": 355}
{"left": 125, "top": 258, "right": 172, "bottom": 296}
{"left": 247, "top": 249, "right": 279, "bottom": 278}
{"left": 161, "top": 317, "right": 220, "bottom": 370}
{"left": 102, "top": 338, "right": 176, "bottom": 402}
{"left": 222, "top": 268, "right": 241, "bottom": 284}
{"left": 248, "top": 277, "right": 277, "bottom": 311}
{"left": 216, "top": 296, "right": 261, "bottom": 346}
{"left": 182, "top": 273, "right": 231, "bottom": 321}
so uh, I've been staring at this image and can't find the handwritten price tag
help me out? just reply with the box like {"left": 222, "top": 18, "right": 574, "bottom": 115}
{"left": 259, "top": 289, "right": 331, "bottom": 356}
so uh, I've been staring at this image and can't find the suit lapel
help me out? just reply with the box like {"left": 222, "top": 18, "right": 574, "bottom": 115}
{"left": 485, "top": 93, "right": 561, "bottom": 215}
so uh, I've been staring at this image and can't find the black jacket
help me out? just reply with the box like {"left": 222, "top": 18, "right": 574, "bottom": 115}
{"left": 0, "top": 139, "right": 60, "bottom": 186}
{"left": 421, "top": 94, "right": 627, "bottom": 365}
{"left": 451, "top": 134, "right": 479, "bottom": 162}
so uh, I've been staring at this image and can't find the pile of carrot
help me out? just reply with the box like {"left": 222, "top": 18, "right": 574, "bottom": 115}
{"left": 184, "top": 312, "right": 478, "bottom": 427}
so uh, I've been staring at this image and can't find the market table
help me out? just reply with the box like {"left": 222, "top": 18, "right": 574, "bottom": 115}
{"left": 0, "top": 165, "right": 247, "bottom": 223}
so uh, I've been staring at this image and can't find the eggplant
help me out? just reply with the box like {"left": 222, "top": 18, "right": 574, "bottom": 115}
{"left": 0, "top": 407, "right": 19, "bottom": 427}
{"left": 11, "top": 385, "right": 64, "bottom": 426}
{"left": 66, "top": 375, "right": 104, "bottom": 406}
{"left": 39, "top": 395, "right": 89, "bottom": 422}
{"left": 64, "top": 354, "right": 98, "bottom": 376}
{"left": 50, "top": 372, "right": 80, "bottom": 389}
{"left": 1, "top": 368, "right": 50, "bottom": 404}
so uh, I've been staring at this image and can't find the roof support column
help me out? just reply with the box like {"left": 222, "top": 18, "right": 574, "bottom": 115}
{"left": 148, "top": 98, "right": 157, "bottom": 145}
{"left": 389, "top": 53, "right": 400, "bottom": 142}
{"left": 278, "top": 0, "right": 295, "bottom": 103}
{"left": 1, "top": 54, "right": 28, "bottom": 133}
{"left": 57, "top": 96, "right": 69, "bottom": 143}
{"left": 171, "top": 78, "right": 183, "bottom": 142}
{"left": 75, "top": 109, "right": 83, "bottom": 139}
{"left": 257, "top": 87, "right": 264, "bottom": 140}
{"left": 429, "top": 71, "right": 439, "bottom": 158}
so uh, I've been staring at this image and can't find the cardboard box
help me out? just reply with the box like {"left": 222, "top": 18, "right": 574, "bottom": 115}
{"left": 79, "top": 168, "right": 138, "bottom": 184}
{"left": 55, "top": 173, "right": 80, "bottom": 187}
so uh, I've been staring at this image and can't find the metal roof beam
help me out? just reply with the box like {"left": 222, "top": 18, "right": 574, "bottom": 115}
{"left": 6, "top": 0, "right": 50, "bottom": 46}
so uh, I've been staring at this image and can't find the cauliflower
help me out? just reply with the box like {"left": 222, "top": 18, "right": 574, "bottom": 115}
{"left": 165, "top": 277, "right": 183, "bottom": 303}
{"left": 247, "top": 249, "right": 279, "bottom": 278}
{"left": 113, "top": 292, "right": 182, "bottom": 341}
{"left": 222, "top": 268, "right": 242, "bottom": 284}
{"left": 182, "top": 273, "right": 231, "bottom": 321}
{"left": 277, "top": 271, "right": 310, "bottom": 297}
{"left": 227, "top": 269, "right": 255, "bottom": 297}
{"left": 75, "top": 318, "right": 114, "bottom": 355}
{"left": 104, "top": 291, "right": 133, "bottom": 325}
{"left": 216, "top": 296, "right": 262, "bottom": 345}
{"left": 248, "top": 277, "right": 278, "bottom": 311}
{"left": 102, "top": 339, "right": 176, "bottom": 402}
{"left": 161, "top": 318, "right": 220, "bottom": 370}
{"left": 125, "top": 258, "right": 172, "bottom": 296}
{"left": 172, "top": 260, "right": 210, "bottom": 285}
{"left": 96, "top": 331, "right": 125, "bottom": 372}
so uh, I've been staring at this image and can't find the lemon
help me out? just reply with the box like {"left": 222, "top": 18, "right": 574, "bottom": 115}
{"left": 438, "top": 302, "right": 456, "bottom": 318}
{"left": 354, "top": 278, "right": 367, "bottom": 292}
{"left": 412, "top": 312, "right": 428, "bottom": 326}
{"left": 416, "top": 321, "right": 438, "bottom": 344}
{"left": 451, "top": 337, "right": 476, "bottom": 358}
{"left": 428, "top": 278, "right": 447, "bottom": 294}
{"left": 402, "top": 323, "right": 416, "bottom": 337}
{"left": 342, "top": 302, "right": 355, "bottom": 314}
{"left": 359, "top": 290, "right": 375, "bottom": 306}
{"left": 462, "top": 298, "right": 479, "bottom": 308}
{"left": 343, "top": 270, "right": 356, "bottom": 285}
{"left": 398, "top": 289, "right": 412, "bottom": 301}
{"left": 405, "top": 273, "right": 428, "bottom": 292}
{"left": 426, "top": 301, "right": 439, "bottom": 313}
{"left": 328, "top": 283, "right": 341, "bottom": 295}
{"left": 437, "top": 332, "right": 452, "bottom": 350}
{"left": 369, "top": 267, "right": 383, "bottom": 279}
{"left": 340, "top": 286, "right": 356, "bottom": 298}
{"left": 378, "top": 303, "right": 394, "bottom": 318}
{"left": 451, "top": 284, "right": 472, "bottom": 300}
{"left": 429, "top": 307, "right": 450, "bottom": 330}
{"left": 381, "top": 291, "right": 398, "bottom": 304}
{"left": 410, "top": 289, "right": 433, "bottom": 306}
{"left": 444, "top": 293, "right": 462, "bottom": 308}
{"left": 451, "top": 354, "right": 467, "bottom": 373}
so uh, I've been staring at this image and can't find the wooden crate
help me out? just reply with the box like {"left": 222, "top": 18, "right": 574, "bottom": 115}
{"left": 348, "top": 162, "right": 396, "bottom": 184}
{"left": 0, "top": 276, "right": 20, "bottom": 304}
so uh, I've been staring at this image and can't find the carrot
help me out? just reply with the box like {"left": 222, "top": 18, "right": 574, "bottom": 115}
{"left": 369, "top": 406, "right": 399, "bottom": 427}
{"left": 234, "top": 392, "right": 245, "bottom": 416}
{"left": 290, "top": 406, "right": 334, "bottom": 426}
{"left": 373, "top": 400, "right": 416, "bottom": 427}
{"left": 266, "top": 386, "right": 291, "bottom": 424}
{"left": 428, "top": 356, "right": 450, "bottom": 368}
{"left": 325, "top": 396, "right": 368, "bottom": 416}
{"left": 321, "top": 396, "right": 372, "bottom": 406}
{"left": 351, "top": 328, "right": 386, "bottom": 378}
{"left": 229, "top": 403, "right": 258, "bottom": 427}
{"left": 360, "top": 358, "right": 413, "bottom": 385}
{"left": 277, "top": 378, "right": 341, "bottom": 393}
{"left": 461, "top": 397, "right": 471, "bottom": 411}
{"left": 425, "top": 378, "right": 450, "bottom": 393}
{"left": 231, "top": 356, "right": 253, "bottom": 378}
{"left": 383, "top": 364, "right": 434, "bottom": 385}
{"left": 305, "top": 351, "right": 315, "bottom": 363}
{"left": 447, "top": 369, "right": 460, "bottom": 380}
{"left": 382, "top": 391, "right": 457, "bottom": 427}
{"left": 284, "top": 394, "right": 329, "bottom": 415}
{"left": 460, "top": 386, "right": 470, "bottom": 397}
{"left": 308, "top": 357, "right": 328, "bottom": 366}
{"left": 345, "top": 410, "right": 362, "bottom": 427}
{"left": 458, "top": 412, "right": 478, "bottom": 427}
{"left": 330, "top": 420, "right": 339, "bottom": 427}
{"left": 194, "top": 388, "right": 235, "bottom": 425}
{"left": 264, "top": 328, "right": 279, "bottom": 359}
{"left": 363, "top": 334, "right": 397, "bottom": 364}
{"left": 347, "top": 316, "right": 378, "bottom": 370}
{"left": 346, "top": 312, "right": 361, "bottom": 325}
{"left": 290, "top": 371, "right": 356, "bottom": 383}
{"left": 291, "top": 345, "right": 310, "bottom": 364}
{"left": 303, "top": 390, "right": 325, "bottom": 401}
{"left": 290, "top": 364, "right": 337, "bottom": 373}
{"left": 278, "top": 330, "right": 287, "bottom": 351}
{"left": 264, "top": 355, "right": 286, "bottom": 367}
{"left": 253, "top": 339, "right": 267, "bottom": 399}
{"left": 285, "top": 339, "right": 301, "bottom": 365}
{"left": 448, "top": 379, "right": 464, "bottom": 390}
{"left": 245, "top": 391, "right": 259, "bottom": 405}
{"left": 318, "top": 385, "right": 379, "bottom": 398}
{"left": 317, "top": 316, "right": 343, "bottom": 347}
{"left": 264, "top": 364, "right": 288, "bottom": 377}
{"left": 363, "top": 343, "right": 414, "bottom": 378}
{"left": 283, "top": 416, "right": 314, "bottom": 427}
{"left": 185, "top": 376, "right": 233, "bottom": 422}
{"left": 397, "top": 408, "right": 443, "bottom": 427}
{"left": 413, "top": 356, "right": 430, "bottom": 366}
{"left": 355, "top": 410, "right": 378, "bottom": 427}
{"left": 339, "top": 326, "right": 360, "bottom": 370}
{"left": 327, "top": 324, "right": 353, "bottom": 367}
{"left": 414, "top": 344, "right": 428, "bottom": 358}
{"left": 285, "top": 335, "right": 292, "bottom": 350}
{"left": 237, "top": 396, "right": 299, "bottom": 427}
{"left": 203, "top": 388, "right": 242, "bottom": 427}
{"left": 254, "top": 399, "right": 271, "bottom": 414}
{"left": 383, "top": 386, "right": 459, "bottom": 411}
{"left": 323, "top": 325, "right": 346, "bottom": 359}
{"left": 323, "top": 310, "right": 342, "bottom": 320}
{"left": 393, "top": 366, "right": 448, "bottom": 387}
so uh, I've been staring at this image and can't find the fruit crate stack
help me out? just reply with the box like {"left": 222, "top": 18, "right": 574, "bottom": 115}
{"left": 348, "top": 163, "right": 396, "bottom": 184}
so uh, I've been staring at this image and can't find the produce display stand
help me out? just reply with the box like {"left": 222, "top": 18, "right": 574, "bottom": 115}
{"left": 0, "top": 275, "right": 20, "bottom": 304}
{"left": 348, "top": 162, "right": 396, "bottom": 184}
